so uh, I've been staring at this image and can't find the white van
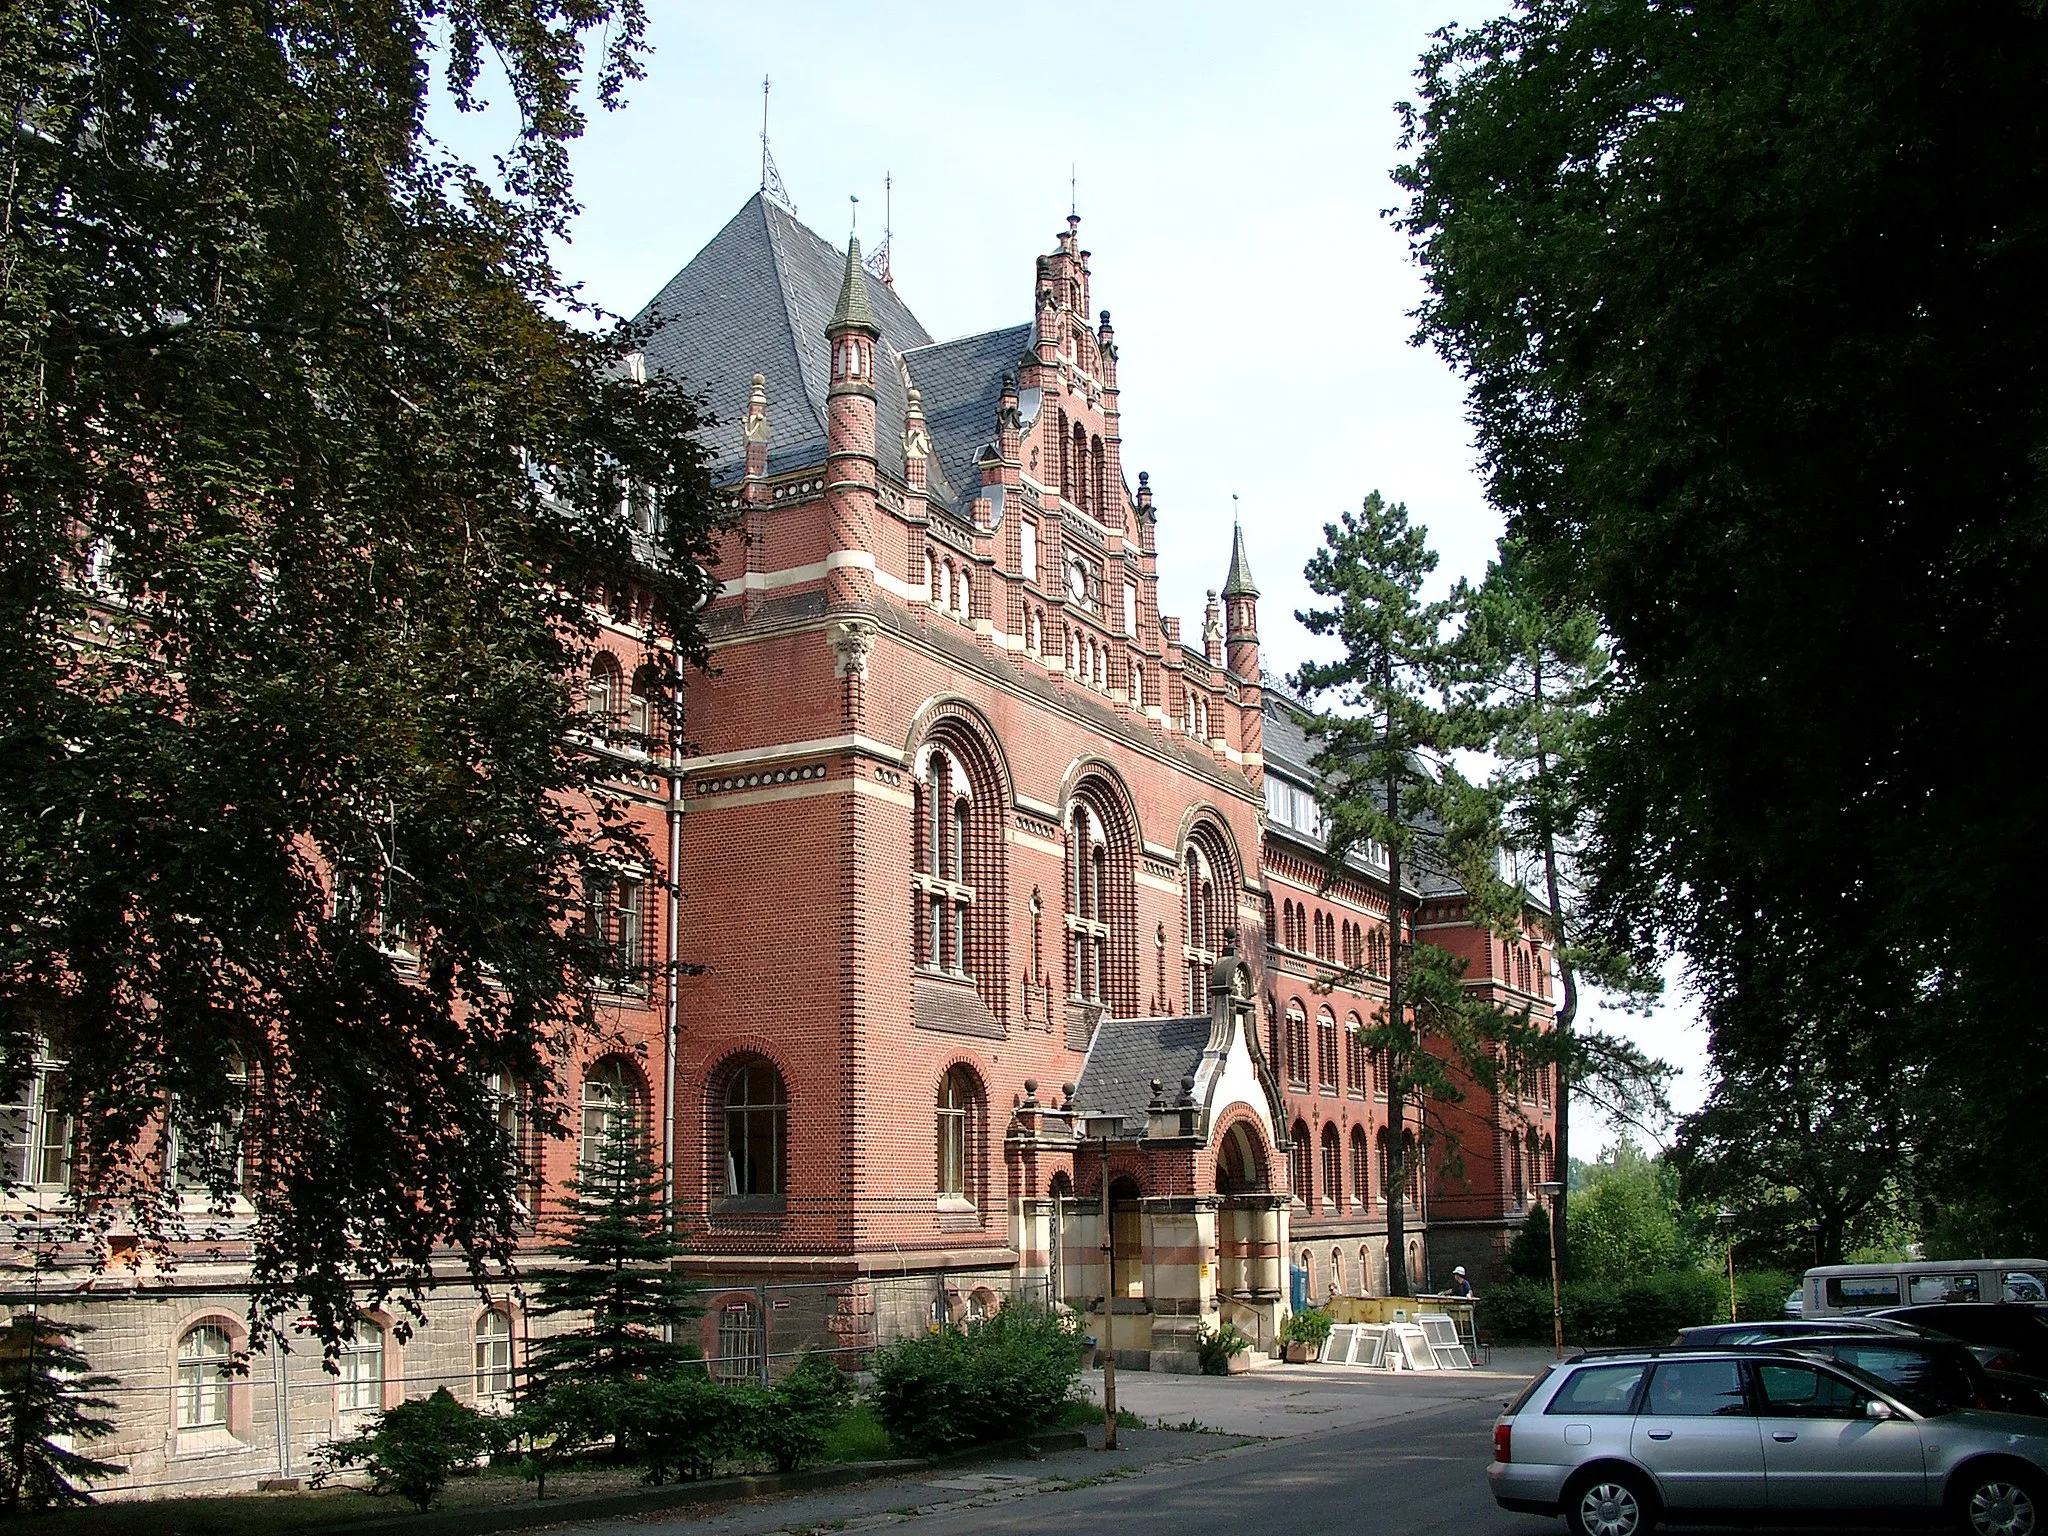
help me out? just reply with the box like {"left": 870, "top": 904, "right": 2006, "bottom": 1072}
{"left": 1801, "top": 1258, "right": 2048, "bottom": 1317}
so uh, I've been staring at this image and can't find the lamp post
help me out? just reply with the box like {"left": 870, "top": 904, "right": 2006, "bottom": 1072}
{"left": 1719, "top": 1209, "right": 1738, "bottom": 1323}
{"left": 1079, "top": 1112, "right": 1122, "bottom": 1451}
{"left": 1535, "top": 1180, "right": 1564, "bottom": 1358}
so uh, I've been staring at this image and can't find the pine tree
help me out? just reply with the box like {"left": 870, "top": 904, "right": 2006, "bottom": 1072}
{"left": 523, "top": 1107, "right": 699, "bottom": 1390}
{"left": 0, "top": 1313, "right": 124, "bottom": 1510}
{"left": 1294, "top": 492, "right": 1522, "bottom": 1296}
{"left": 1463, "top": 542, "right": 1670, "bottom": 1259}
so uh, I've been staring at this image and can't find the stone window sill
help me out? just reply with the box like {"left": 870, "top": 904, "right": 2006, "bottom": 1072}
{"left": 713, "top": 1196, "right": 786, "bottom": 1216}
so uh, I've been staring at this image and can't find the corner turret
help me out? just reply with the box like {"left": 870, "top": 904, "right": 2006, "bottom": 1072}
{"left": 1223, "top": 520, "right": 1260, "bottom": 685}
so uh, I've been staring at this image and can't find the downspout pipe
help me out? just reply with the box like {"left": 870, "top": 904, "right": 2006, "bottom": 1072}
{"left": 663, "top": 656, "right": 683, "bottom": 1228}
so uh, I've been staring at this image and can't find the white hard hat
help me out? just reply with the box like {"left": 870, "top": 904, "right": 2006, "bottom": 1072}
{"left": 1453, "top": 1266, "right": 1467, "bottom": 1275}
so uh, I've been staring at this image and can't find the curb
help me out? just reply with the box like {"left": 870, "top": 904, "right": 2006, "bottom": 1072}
{"left": 324, "top": 1429, "right": 1090, "bottom": 1536}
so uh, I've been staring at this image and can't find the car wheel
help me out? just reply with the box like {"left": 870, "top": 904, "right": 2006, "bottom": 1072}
{"left": 1955, "top": 1466, "right": 2045, "bottom": 1536}
{"left": 1564, "top": 1470, "right": 1657, "bottom": 1536}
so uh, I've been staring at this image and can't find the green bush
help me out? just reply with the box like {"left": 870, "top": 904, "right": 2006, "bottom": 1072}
{"left": 1196, "top": 1322, "right": 1255, "bottom": 1376}
{"left": 1735, "top": 1268, "right": 1798, "bottom": 1322}
{"left": 313, "top": 1388, "right": 502, "bottom": 1512}
{"left": 1477, "top": 1275, "right": 1554, "bottom": 1341}
{"left": 1613, "top": 1270, "right": 1722, "bottom": 1343}
{"left": 757, "top": 1352, "right": 854, "bottom": 1472}
{"left": 868, "top": 1305, "right": 1081, "bottom": 1456}
{"left": 1281, "top": 1306, "right": 1333, "bottom": 1347}
{"left": 507, "top": 1379, "right": 622, "bottom": 1499}
{"left": 621, "top": 1369, "right": 743, "bottom": 1484}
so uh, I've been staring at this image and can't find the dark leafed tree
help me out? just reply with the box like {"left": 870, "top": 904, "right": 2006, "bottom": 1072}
{"left": 523, "top": 1106, "right": 700, "bottom": 1390}
{"left": 0, "top": 0, "right": 729, "bottom": 1338}
{"left": 1294, "top": 491, "right": 1528, "bottom": 1297}
{"left": 1463, "top": 543, "right": 1668, "bottom": 1257}
{"left": 1397, "top": 2, "right": 2048, "bottom": 1244}
{"left": 0, "top": 1313, "right": 124, "bottom": 1509}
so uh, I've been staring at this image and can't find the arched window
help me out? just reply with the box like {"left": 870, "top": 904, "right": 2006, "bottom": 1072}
{"left": 474, "top": 1308, "right": 514, "bottom": 1403}
{"left": 585, "top": 653, "right": 621, "bottom": 732}
{"left": 914, "top": 745, "right": 980, "bottom": 978}
{"left": 1090, "top": 436, "right": 1105, "bottom": 522}
{"left": 1332, "top": 1246, "right": 1347, "bottom": 1297}
{"left": 723, "top": 1059, "right": 786, "bottom": 1200}
{"left": 1289, "top": 1121, "right": 1312, "bottom": 1207}
{"left": 176, "top": 1324, "right": 234, "bottom": 1430}
{"left": 936, "top": 1066, "right": 982, "bottom": 1204}
{"left": 1194, "top": 696, "right": 1209, "bottom": 740}
{"left": 1346, "top": 1013, "right": 1368, "bottom": 1099}
{"left": 957, "top": 570, "right": 971, "bottom": 617}
{"left": 579, "top": 1058, "right": 642, "bottom": 1173}
{"left": 1068, "top": 806, "right": 1108, "bottom": 1004}
{"left": 1182, "top": 829, "right": 1230, "bottom": 1013}
{"left": 1316, "top": 1007, "right": 1339, "bottom": 1092}
{"left": 1508, "top": 1129, "right": 1525, "bottom": 1208}
{"left": 1301, "top": 1248, "right": 1317, "bottom": 1299}
{"left": 337, "top": 1317, "right": 385, "bottom": 1414}
{"left": 1321, "top": 1123, "right": 1342, "bottom": 1212}
{"left": 1064, "top": 779, "right": 1134, "bottom": 1016}
{"left": 1351, "top": 1125, "right": 1371, "bottom": 1206}
{"left": 1403, "top": 1129, "right": 1423, "bottom": 1207}
{"left": 1071, "top": 422, "right": 1089, "bottom": 512}
{"left": 1130, "top": 660, "right": 1144, "bottom": 709}
{"left": 1264, "top": 995, "right": 1281, "bottom": 1076}
{"left": 1377, "top": 1128, "right": 1393, "bottom": 1204}
{"left": 1286, "top": 1003, "right": 1309, "bottom": 1088}
{"left": 627, "top": 664, "right": 660, "bottom": 751}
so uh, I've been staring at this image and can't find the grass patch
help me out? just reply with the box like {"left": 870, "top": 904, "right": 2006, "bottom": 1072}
{"left": 822, "top": 1401, "right": 897, "bottom": 1463}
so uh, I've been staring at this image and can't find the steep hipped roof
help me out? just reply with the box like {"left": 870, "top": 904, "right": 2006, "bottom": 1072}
{"left": 901, "top": 323, "right": 1036, "bottom": 520}
{"left": 1072, "top": 1014, "right": 1213, "bottom": 1135}
{"left": 631, "top": 193, "right": 934, "bottom": 481}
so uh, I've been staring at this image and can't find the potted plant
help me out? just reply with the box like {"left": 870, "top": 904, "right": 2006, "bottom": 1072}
{"left": 1197, "top": 1322, "right": 1256, "bottom": 1376}
{"left": 1281, "top": 1306, "right": 1333, "bottom": 1363}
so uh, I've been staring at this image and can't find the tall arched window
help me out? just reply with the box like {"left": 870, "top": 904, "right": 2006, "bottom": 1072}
{"left": 1346, "top": 1013, "right": 1368, "bottom": 1099}
{"left": 1316, "top": 1007, "right": 1339, "bottom": 1092}
{"left": 1321, "top": 1123, "right": 1342, "bottom": 1213}
{"left": 585, "top": 654, "right": 621, "bottom": 733}
{"left": 1264, "top": 995, "right": 1281, "bottom": 1075}
{"left": 474, "top": 1309, "right": 514, "bottom": 1403}
{"left": 176, "top": 1324, "right": 234, "bottom": 1430}
{"left": 1068, "top": 806, "right": 1108, "bottom": 1004}
{"left": 1071, "top": 422, "right": 1089, "bottom": 512}
{"left": 722, "top": 1058, "right": 786, "bottom": 1201}
{"left": 914, "top": 747, "right": 977, "bottom": 976}
{"left": 1130, "top": 660, "right": 1144, "bottom": 709}
{"left": 1508, "top": 1129, "right": 1525, "bottom": 1208}
{"left": 579, "top": 1057, "right": 642, "bottom": 1173}
{"left": 1377, "top": 1128, "right": 1393, "bottom": 1204}
{"left": 337, "top": 1316, "right": 385, "bottom": 1414}
{"left": 1286, "top": 1003, "right": 1309, "bottom": 1088}
{"left": 1289, "top": 1121, "right": 1312, "bottom": 1207}
{"left": 957, "top": 570, "right": 971, "bottom": 617}
{"left": 1351, "top": 1125, "right": 1371, "bottom": 1206}
{"left": 1182, "top": 830, "right": 1230, "bottom": 1013}
{"left": 936, "top": 1066, "right": 982, "bottom": 1204}
{"left": 1090, "top": 436, "right": 1105, "bottom": 521}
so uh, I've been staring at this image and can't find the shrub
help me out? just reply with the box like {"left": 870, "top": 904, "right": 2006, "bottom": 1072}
{"left": 757, "top": 1352, "right": 855, "bottom": 1472}
{"left": 0, "top": 1315, "right": 124, "bottom": 1510}
{"left": 1196, "top": 1322, "right": 1255, "bottom": 1376}
{"left": 1476, "top": 1275, "right": 1554, "bottom": 1341}
{"left": 868, "top": 1305, "right": 1081, "bottom": 1456}
{"left": 313, "top": 1388, "right": 501, "bottom": 1513}
{"left": 620, "top": 1369, "right": 743, "bottom": 1484}
{"left": 1613, "top": 1270, "right": 1722, "bottom": 1343}
{"left": 1281, "top": 1306, "right": 1333, "bottom": 1347}
{"left": 507, "top": 1379, "right": 623, "bottom": 1499}
{"left": 1735, "top": 1268, "right": 1798, "bottom": 1322}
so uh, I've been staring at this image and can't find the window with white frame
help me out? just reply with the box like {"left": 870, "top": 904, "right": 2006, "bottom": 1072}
{"left": 474, "top": 1309, "right": 514, "bottom": 1403}
{"left": 722, "top": 1058, "right": 786, "bottom": 1200}
{"left": 176, "top": 1324, "right": 234, "bottom": 1431}
{"left": 171, "top": 1054, "right": 248, "bottom": 1200}
{"left": 936, "top": 1066, "right": 981, "bottom": 1203}
{"left": 913, "top": 746, "right": 977, "bottom": 976}
{"left": 1, "top": 1058, "right": 72, "bottom": 1192}
{"left": 1067, "top": 804, "right": 1110, "bottom": 1003}
{"left": 578, "top": 1058, "right": 641, "bottom": 1173}
{"left": 337, "top": 1317, "right": 385, "bottom": 1413}
{"left": 583, "top": 871, "right": 645, "bottom": 990}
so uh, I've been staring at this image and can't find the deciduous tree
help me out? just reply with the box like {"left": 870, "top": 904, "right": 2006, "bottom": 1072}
{"left": 0, "top": 0, "right": 727, "bottom": 1338}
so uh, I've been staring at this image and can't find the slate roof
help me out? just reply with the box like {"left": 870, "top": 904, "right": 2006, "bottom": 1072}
{"left": 1072, "top": 1014, "right": 1212, "bottom": 1135}
{"left": 901, "top": 323, "right": 1036, "bottom": 521}
{"left": 1223, "top": 522, "right": 1259, "bottom": 599}
{"left": 631, "top": 194, "right": 935, "bottom": 484}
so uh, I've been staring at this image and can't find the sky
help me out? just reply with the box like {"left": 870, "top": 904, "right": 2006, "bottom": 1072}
{"left": 435, "top": 1, "right": 1709, "bottom": 1145}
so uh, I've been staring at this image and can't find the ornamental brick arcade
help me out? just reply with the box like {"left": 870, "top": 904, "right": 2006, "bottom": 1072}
{"left": 3, "top": 194, "right": 1558, "bottom": 1496}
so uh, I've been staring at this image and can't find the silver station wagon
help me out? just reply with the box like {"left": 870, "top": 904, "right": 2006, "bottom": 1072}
{"left": 1489, "top": 1347, "right": 2048, "bottom": 1536}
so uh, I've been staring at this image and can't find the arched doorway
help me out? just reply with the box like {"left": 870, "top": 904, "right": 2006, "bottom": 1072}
{"left": 1047, "top": 1171, "right": 1073, "bottom": 1308}
{"left": 1110, "top": 1176, "right": 1144, "bottom": 1301}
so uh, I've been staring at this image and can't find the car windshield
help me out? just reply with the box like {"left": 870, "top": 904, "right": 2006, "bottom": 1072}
{"left": 1819, "top": 1342, "right": 1981, "bottom": 1414}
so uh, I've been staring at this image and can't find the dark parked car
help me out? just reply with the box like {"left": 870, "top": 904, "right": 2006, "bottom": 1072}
{"left": 1738, "top": 1332, "right": 2048, "bottom": 1419}
{"left": 1676, "top": 1318, "right": 1921, "bottom": 1348}
{"left": 1878, "top": 1304, "right": 2048, "bottom": 1380}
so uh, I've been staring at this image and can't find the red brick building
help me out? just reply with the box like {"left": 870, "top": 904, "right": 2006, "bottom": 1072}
{"left": 618, "top": 191, "right": 1559, "bottom": 1368}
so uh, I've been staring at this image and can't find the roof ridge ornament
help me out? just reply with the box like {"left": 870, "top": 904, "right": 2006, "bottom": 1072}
{"left": 1223, "top": 497, "right": 1261, "bottom": 599}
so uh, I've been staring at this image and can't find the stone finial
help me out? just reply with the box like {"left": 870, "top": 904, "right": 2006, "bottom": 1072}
{"left": 903, "top": 385, "right": 930, "bottom": 488}
{"left": 1062, "top": 1082, "right": 1077, "bottom": 1108}
{"left": 1180, "top": 1075, "right": 1196, "bottom": 1105}
{"left": 1203, "top": 590, "right": 1224, "bottom": 665}
{"left": 1149, "top": 1078, "right": 1165, "bottom": 1109}
{"left": 744, "top": 374, "right": 770, "bottom": 443}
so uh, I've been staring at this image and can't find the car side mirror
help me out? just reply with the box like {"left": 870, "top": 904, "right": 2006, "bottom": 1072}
{"left": 1866, "top": 1400, "right": 1896, "bottom": 1421}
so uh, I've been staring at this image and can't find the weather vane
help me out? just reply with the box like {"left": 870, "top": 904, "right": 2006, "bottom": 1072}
{"left": 759, "top": 75, "right": 795, "bottom": 214}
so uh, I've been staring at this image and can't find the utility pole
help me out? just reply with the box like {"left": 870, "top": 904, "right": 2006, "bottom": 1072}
{"left": 1537, "top": 1179, "right": 1564, "bottom": 1357}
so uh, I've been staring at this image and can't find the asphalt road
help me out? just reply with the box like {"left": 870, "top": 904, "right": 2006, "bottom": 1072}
{"left": 873, "top": 1397, "right": 1542, "bottom": 1536}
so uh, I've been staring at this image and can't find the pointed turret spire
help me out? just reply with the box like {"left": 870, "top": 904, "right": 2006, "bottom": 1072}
{"left": 831, "top": 233, "right": 878, "bottom": 334}
{"left": 1223, "top": 517, "right": 1260, "bottom": 600}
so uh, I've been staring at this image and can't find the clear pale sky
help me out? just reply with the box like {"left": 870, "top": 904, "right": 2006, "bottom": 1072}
{"left": 436, "top": 1, "right": 1707, "bottom": 1143}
